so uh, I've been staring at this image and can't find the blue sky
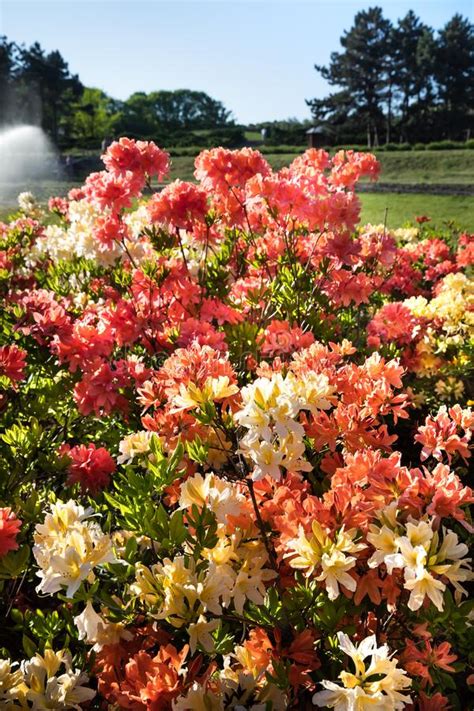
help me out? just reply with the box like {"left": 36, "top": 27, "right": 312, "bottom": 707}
{"left": 1, "top": 0, "right": 471, "bottom": 123}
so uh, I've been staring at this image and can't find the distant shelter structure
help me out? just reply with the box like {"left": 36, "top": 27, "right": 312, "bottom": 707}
{"left": 306, "top": 126, "right": 327, "bottom": 148}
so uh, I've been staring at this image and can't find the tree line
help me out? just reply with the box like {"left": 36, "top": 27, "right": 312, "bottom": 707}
{"left": 0, "top": 37, "right": 235, "bottom": 148}
{"left": 308, "top": 8, "right": 474, "bottom": 146}
{"left": 1, "top": 8, "right": 473, "bottom": 151}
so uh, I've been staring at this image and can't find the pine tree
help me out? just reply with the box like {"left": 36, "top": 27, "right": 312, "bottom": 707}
{"left": 434, "top": 14, "right": 474, "bottom": 139}
{"left": 309, "top": 7, "right": 392, "bottom": 146}
{"left": 18, "top": 42, "right": 83, "bottom": 142}
{"left": 390, "top": 11, "right": 435, "bottom": 141}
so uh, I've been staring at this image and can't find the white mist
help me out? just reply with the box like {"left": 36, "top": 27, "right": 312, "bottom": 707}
{"left": 0, "top": 125, "right": 62, "bottom": 201}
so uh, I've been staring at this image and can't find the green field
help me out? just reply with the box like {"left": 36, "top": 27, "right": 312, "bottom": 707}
{"left": 166, "top": 149, "right": 474, "bottom": 185}
{"left": 368, "top": 150, "right": 474, "bottom": 185}
{"left": 1, "top": 149, "right": 472, "bottom": 229}
{"left": 359, "top": 193, "right": 473, "bottom": 231}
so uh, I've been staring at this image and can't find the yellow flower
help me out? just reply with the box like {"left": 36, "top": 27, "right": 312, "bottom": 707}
{"left": 285, "top": 521, "right": 365, "bottom": 598}
{"left": 21, "top": 649, "right": 96, "bottom": 709}
{"left": 188, "top": 616, "right": 219, "bottom": 653}
{"left": 0, "top": 659, "right": 28, "bottom": 707}
{"left": 33, "top": 500, "right": 115, "bottom": 598}
{"left": 313, "top": 633, "right": 411, "bottom": 710}
{"left": 172, "top": 376, "right": 238, "bottom": 412}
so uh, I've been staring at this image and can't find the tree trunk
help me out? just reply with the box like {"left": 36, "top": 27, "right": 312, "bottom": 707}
{"left": 373, "top": 124, "right": 379, "bottom": 147}
{"left": 386, "top": 85, "right": 392, "bottom": 144}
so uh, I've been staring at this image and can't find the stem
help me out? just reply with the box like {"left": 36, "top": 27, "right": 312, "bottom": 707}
{"left": 246, "top": 477, "right": 278, "bottom": 572}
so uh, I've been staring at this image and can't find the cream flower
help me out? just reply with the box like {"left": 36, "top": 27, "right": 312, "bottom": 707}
{"left": 73, "top": 601, "right": 132, "bottom": 651}
{"left": 235, "top": 372, "right": 333, "bottom": 481}
{"left": 368, "top": 516, "right": 472, "bottom": 611}
{"left": 178, "top": 472, "right": 247, "bottom": 524}
{"left": 188, "top": 615, "right": 219, "bottom": 653}
{"left": 313, "top": 632, "right": 411, "bottom": 710}
{"left": 316, "top": 549, "right": 358, "bottom": 600}
{"left": 404, "top": 566, "right": 446, "bottom": 611}
{"left": 33, "top": 500, "right": 115, "bottom": 598}
{"left": 21, "top": 649, "right": 95, "bottom": 710}
{"left": 0, "top": 659, "right": 27, "bottom": 707}
{"left": 117, "top": 430, "right": 153, "bottom": 465}
{"left": 285, "top": 521, "right": 365, "bottom": 599}
{"left": 172, "top": 682, "right": 223, "bottom": 711}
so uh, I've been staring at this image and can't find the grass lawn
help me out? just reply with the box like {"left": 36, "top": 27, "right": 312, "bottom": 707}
{"left": 359, "top": 193, "right": 474, "bottom": 231}
{"left": 369, "top": 150, "right": 474, "bottom": 185}
{"left": 167, "top": 150, "right": 474, "bottom": 185}
{"left": 167, "top": 153, "right": 300, "bottom": 182}
{"left": 1, "top": 150, "right": 472, "bottom": 229}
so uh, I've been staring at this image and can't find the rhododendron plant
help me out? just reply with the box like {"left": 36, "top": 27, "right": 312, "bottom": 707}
{"left": 0, "top": 139, "right": 472, "bottom": 709}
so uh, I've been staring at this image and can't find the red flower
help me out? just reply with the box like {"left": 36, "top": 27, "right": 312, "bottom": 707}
{"left": 96, "top": 632, "right": 195, "bottom": 711}
{"left": 415, "top": 215, "right": 431, "bottom": 224}
{"left": 0, "top": 344, "right": 27, "bottom": 387}
{"left": 148, "top": 180, "right": 208, "bottom": 232}
{"left": 103, "top": 138, "right": 170, "bottom": 181}
{"left": 260, "top": 319, "right": 315, "bottom": 358}
{"left": 63, "top": 443, "right": 116, "bottom": 493}
{"left": 0, "top": 508, "right": 22, "bottom": 557}
{"left": 84, "top": 170, "right": 143, "bottom": 212}
{"left": 48, "top": 196, "right": 69, "bottom": 217}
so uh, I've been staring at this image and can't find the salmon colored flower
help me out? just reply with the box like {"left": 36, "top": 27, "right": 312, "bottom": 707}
{"left": 0, "top": 508, "right": 22, "bottom": 557}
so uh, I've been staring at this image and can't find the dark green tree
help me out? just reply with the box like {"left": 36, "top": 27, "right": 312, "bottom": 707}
{"left": 115, "top": 89, "right": 233, "bottom": 140}
{"left": 390, "top": 12, "right": 435, "bottom": 141}
{"left": 0, "top": 36, "right": 20, "bottom": 124}
{"left": 68, "top": 88, "right": 121, "bottom": 146}
{"left": 434, "top": 14, "right": 474, "bottom": 139}
{"left": 308, "top": 7, "right": 392, "bottom": 146}
{"left": 148, "top": 89, "right": 233, "bottom": 129}
{"left": 17, "top": 42, "right": 83, "bottom": 142}
{"left": 114, "top": 92, "right": 157, "bottom": 137}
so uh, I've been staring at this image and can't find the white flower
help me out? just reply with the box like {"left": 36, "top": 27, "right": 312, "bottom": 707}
{"left": 367, "top": 524, "right": 399, "bottom": 568}
{"left": 235, "top": 372, "right": 333, "bottom": 481}
{"left": 403, "top": 567, "right": 446, "bottom": 611}
{"left": 285, "top": 521, "right": 364, "bottom": 599}
{"left": 0, "top": 658, "right": 26, "bottom": 705}
{"left": 313, "top": 632, "right": 411, "bottom": 710}
{"left": 33, "top": 500, "right": 115, "bottom": 598}
{"left": 117, "top": 430, "right": 153, "bottom": 464}
{"left": 18, "top": 191, "right": 37, "bottom": 213}
{"left": 73, "top": 601, "right": 131, "bottom": 651}
{"left": 21, "top": 649, "right": 95, "bottom": 710}
{"left": 188, "top": 616, "right": 219, "bottom": 653}
{"left": 179, "top": 472, "right": 247, "bottom": 525}
{"left": 368, "top": 516, "right": 472, "bottom": 612}
{"left": 316, "top": 549, "right": 357, "bottom": 600}
{"left": 172, "top": 682, "right": 223, "bottom": 711}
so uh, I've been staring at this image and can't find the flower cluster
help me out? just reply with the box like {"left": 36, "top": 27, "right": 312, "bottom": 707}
{"left": 0, "top": 139, "right": 472, "bottom": 709}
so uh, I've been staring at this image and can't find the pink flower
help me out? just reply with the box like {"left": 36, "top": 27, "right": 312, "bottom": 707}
{"left": 367, "top": 302, "right": 423, "bottom": 347}
{"left": 457, "top": 233, "right": 474, "bottom": 267}
{"left": 148, "top": 180, "right": 208, "bottom": 232}
{"left": 74, "top": 361, "right": 130, "bottom": 416}
{"left": 194, "top": 146, "right": 271, "bottom": 192}
{"left": 260, "top": 320, "right": 315, "bottom": 357}
{"left": 102, "top": 138, "right": 169, "bottom": 180}
{"left": 48, "top": 196, "right": 69, "bottom": 217}
{"left": 0, "top": 344, "right": 27, "bottom": 387}
{"left": 62, "top": 443, "right": 116, "bottom": 493}
{"left": 0, "top": 508, "right": 21, "bottom": 557}
{"left": 415, "top": 405, "right": 473, "bottom": 462}
{"left": 84, "top": 170, "right": 143, "bottom": 212}
{"left": 329, "top": 150, "right": 380, "bottom": 188}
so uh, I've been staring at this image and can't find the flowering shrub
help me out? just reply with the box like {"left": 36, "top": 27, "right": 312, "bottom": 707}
{"left": 0, "top": 140, "right": 472, "bottom": 709}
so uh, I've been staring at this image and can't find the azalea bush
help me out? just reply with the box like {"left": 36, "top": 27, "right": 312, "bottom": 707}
{"left": 0, "top": 138, "right": 473, "bottom": 710}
